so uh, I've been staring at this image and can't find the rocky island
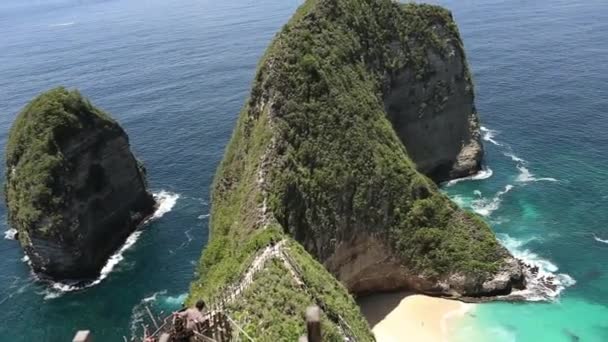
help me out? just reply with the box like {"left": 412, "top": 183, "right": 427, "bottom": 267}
{"left": 186, "top": 0, "right": 525, "bottom": 340}
{"left": 5, "top": 87, "right": 156, "bottom": 280}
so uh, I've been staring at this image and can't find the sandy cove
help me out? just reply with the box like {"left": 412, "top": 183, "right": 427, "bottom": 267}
{"left": 358, "top": 291, "right": 473, "bottom": 342}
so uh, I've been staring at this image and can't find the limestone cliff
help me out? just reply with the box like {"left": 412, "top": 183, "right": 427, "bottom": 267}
{"left": 188, "top": 0, "right": 524, "bottom": 339}
{"left": 384, "top": 14, "right": 483, "bottom": 182}
{"left": 5, "top": 87, "right": 156, "bottom": 280}
{"left": 258, "top": 0, "right": 523, "bottom": 297}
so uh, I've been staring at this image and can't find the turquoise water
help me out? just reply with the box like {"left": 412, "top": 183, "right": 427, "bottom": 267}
{"left": 1, "top": 0, "right": 607, "bottom": 341}
{"left": 437, "top": 0, "right": 608, "bottom": 340}
{"left": 452, "top": 298, "right": 608, "bottom": 342}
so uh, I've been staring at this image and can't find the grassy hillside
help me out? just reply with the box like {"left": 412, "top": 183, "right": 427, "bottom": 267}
{"left": 187, "top": 104, "right": 374, "bottom": 339}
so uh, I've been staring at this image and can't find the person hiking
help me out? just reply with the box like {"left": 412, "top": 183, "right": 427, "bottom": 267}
{"left": 176, "top": 299, "right": 208, "bottom": 332}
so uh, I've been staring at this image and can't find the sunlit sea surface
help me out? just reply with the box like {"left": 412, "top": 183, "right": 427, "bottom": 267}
{"left": 0, "top": 0, "right": 607, "bottom": 340}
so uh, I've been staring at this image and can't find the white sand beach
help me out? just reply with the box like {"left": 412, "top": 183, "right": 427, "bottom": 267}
{"left": 358, "top": 292, "right": 473, "bottom": 342}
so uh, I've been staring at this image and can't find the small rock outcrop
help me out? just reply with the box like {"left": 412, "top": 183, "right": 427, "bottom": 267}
{"left": 5, "top": 87, "right": 156, "bottom": 280}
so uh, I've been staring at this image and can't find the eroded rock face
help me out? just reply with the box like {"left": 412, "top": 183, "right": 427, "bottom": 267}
{"left": 5, "top": 88, "right": 156, "bottom": 280}
{"left": 385, "top": 25, "right": 483, "bottom": 183}
{"left": 324, "top": 233, "right": 525, "bottom": 298}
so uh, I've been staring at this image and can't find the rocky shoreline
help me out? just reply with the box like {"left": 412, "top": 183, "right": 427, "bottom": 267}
{"left": 460, "top": 259, "right": 566, "bottom": 303}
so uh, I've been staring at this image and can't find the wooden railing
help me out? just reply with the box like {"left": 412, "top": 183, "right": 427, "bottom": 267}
{"left": 72, "top": 305, "right": 324, "bottom": 342}
{"left": 72, "top": 242, "right": 357, "bottom": 341}
{"left": 280, "top": 249, "right": 357, "bottom": 341}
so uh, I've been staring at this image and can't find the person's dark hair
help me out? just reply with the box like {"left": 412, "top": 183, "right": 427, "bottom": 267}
{"left": 195, "top": 299, "right": 206, "bottom": 311}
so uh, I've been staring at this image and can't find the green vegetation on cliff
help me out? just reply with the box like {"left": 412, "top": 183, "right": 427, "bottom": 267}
{"left": 190, "top": 0, "right": 516, "bottom": 339}
{"left": 188, "top": 105, "right": 374, "bottom": 339}
{"left": 259, "top": 0, "right": 503, "bottom": 278}
{"left": 6, "top": 87, "right": 156, "bottom": 279}
{"left": 5, "top": 87, "right": 120, "bottom": 237}
{"left": 222, "top": 239, "right": 371, "bottom": 340}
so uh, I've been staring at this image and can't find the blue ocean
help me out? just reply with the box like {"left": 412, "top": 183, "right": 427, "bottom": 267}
{"left": 0, "top": 0, "right": 606, "bottom": 341}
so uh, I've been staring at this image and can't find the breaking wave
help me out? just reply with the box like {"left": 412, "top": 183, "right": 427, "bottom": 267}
{"left": 450, "top": 194, "right": 471, "bottom": 208}
{"left": 471, "top": 185, "right": 513, "bottom": 217}
{"left": 41, "top": 191, "right": 179, "bottom": 299}
{"left": 478, "top": 126, "right": 557, "bottom": 183}
{"left": 445, "top": 167, "right": 494, "bottom": 187}
{"left": 500, "top": 145, "right": 558, "bottom": 183}
{"left": 163, "top": 293, "right": 188, "bottom": 307}
{"left": 4, "top": 228, "right": 17, "bottom": 240}
{"left": 481, "top": 126, "right": 502, "bottom": 146}
{"left": 130, "top": 290, "right": 187, "bottom": 338}
{"left": 452, "top": 126, "right": 572, "bottom": 301}
{"left": 49, "top": 22, "right": 75, "bottom": 27}
{"left": 498, "top": 233, "right": 576, "bottom": 301}
{"left": 43, "top": 230, "right": 143, "bottom": 299}
{"left": 516, "top": 165, "right": 558, "bottom": 183}
{"left": 149, "top": 191, "right": 180, "bottom": 221}
{"left": 503, "top": 152, "right": 525, "bottom": 163}
{"left": 593, "top": 235, "right": 608, "bottom": 244}
{"left": 138, "top": 289, "right": 186, "bottom": 308}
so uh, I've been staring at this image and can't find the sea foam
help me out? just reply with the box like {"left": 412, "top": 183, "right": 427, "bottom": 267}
{"left": 4, "top": 228, "right": 17, "bottom": 240}
{"left": 42, "top": 190, "right": 179, "bottom": 299}
{"left": 481, "top": 126, "right": 502, "bottom": 146}
{"left": 130, "top": 290, "right": 187, "bottom": 339}
{"left": 149, "top": 191, "right": 180, "bottom": 220}
{"left": 445, "top": 167, "right": 494, "bottom": 187}
{"left": 450, "top": 194, "right": 471, "bottom": 208}
{"left": 503, "top": 152, "right": 525, "bottom": 163}
{"left": 593, "top": 235, "right": 608, "bottom": 244}
{"left": 516, "top": 165, "right": 558, "bottom": 183}
{"left": 478, "top": 127, "right": 558, "bottom": 184}
{"left": 501, "top": 148, "right": 557, "bottom": 183}
{"left": 471, "top": 185, "right": 513, "bottom": 217}
{"left": 498, "top": 233, "right": 576, "bottom": 301}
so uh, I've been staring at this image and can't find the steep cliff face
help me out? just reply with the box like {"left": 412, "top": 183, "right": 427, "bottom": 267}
{"left": 189, "top": 1, "right": 524, "bottom": 338}
{"left": 384, "top": 20, "right": 483, "bottom": 182}
{"left": 253, "top": 0, "right": 523, "bottom": 298}
{"left": 5, "top": 87, "right": 156, "bottom": 280}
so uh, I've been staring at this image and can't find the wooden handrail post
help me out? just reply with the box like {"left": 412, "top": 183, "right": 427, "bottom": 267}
{"left": 306, "top": 306, "right": 322, "bottom": 342}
